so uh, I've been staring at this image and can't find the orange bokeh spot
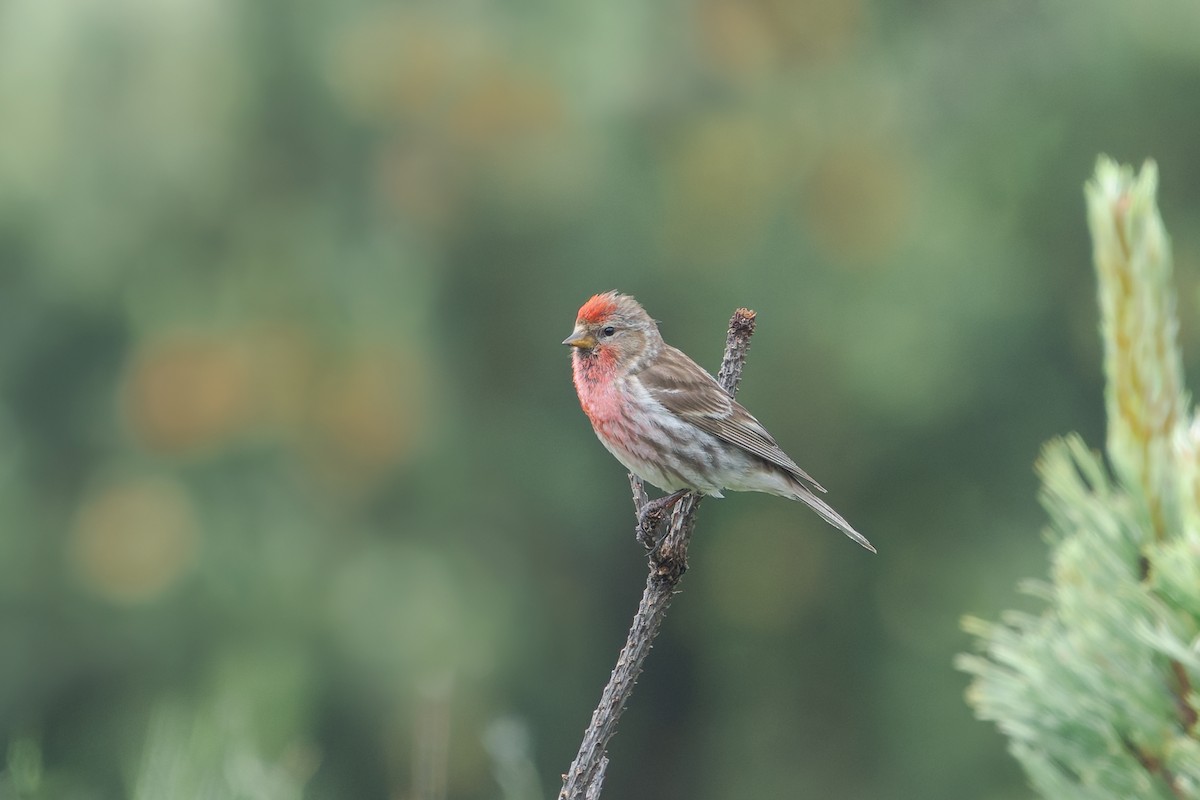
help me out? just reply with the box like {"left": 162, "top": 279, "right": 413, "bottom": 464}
{"left": 307, "top": 346, "right": 429, "bottom": 488}
{"left": 122, "top": 335, "right": 252, "bottom": 455}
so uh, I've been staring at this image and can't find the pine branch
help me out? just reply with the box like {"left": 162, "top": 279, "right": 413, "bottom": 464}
{"left": 958, "top": 158, "right": 1200, "bottom": 799}
{"left": 558, "top": 308, "right": 757, "bottom": 800}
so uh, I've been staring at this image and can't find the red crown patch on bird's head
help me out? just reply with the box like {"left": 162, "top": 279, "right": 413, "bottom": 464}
{"left": 577, "top": 292, "right": 621, "bottom": 324}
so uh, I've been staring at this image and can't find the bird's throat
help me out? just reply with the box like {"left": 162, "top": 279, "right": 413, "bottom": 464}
{"left": 572, "top": 348, "right": 623, "bottom": 424}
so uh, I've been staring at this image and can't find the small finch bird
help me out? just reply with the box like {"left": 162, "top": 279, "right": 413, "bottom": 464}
{"left": 563, "top": 291, "right": 874, "bottom": 552}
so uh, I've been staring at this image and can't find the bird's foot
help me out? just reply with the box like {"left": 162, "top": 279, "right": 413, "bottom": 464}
{"left": 636, "top": 490, "right": 689, "bottom": 550}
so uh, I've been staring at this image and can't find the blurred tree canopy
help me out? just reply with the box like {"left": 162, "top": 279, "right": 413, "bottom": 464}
{"left": 2, "top": 1, "right": 1200, "bottom": 798}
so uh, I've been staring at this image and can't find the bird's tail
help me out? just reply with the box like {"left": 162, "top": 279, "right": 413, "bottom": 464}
{"left": 788, "top": 480, "right": 876, "bottom": 553}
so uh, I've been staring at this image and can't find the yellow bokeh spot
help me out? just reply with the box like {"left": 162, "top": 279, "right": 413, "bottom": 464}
{"left": 659, "top": 114, "right": 784, "bottom": 265}
{"left": 69, "top": 476, "right": 199, "bottom": 604}
{"left": 801, "top": 140, "right": 913, "bottom": 266}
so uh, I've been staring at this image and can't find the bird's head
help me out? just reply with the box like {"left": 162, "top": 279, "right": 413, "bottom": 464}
{"left": 563, "top": 291, "right": 661, "bottom": 368}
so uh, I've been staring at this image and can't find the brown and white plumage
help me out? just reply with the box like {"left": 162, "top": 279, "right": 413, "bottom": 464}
{"left": 563, "top": 291, "right": 874, "bottom": 552}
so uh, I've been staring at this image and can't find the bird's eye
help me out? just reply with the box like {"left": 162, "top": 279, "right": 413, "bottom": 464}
{"left": 600, "top": 326, "right": 616, "bottom": 338}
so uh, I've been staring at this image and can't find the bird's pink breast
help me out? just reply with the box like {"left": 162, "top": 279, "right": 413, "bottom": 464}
{"left": 572, "top": 349, "right": 624, "bottom": 427}
{"left": 571, "top": 349, "right": 699, "bottom": 492}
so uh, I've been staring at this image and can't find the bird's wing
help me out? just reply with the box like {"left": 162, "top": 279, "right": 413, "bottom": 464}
{"left": 637, "top": 345, "right": 826, "bottom": 492}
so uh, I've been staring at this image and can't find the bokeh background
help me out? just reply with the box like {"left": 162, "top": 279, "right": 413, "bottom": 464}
{"left": 3, "top": 1, "right": 1200, "bottom": 798}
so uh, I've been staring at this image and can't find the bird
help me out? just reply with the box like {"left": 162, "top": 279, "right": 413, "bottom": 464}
{"left": 562, "top": 291, "right": 874, "bottom": 553}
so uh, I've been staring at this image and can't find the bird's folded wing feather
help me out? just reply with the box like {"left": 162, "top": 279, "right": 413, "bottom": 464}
{"left": 638, "top": 345, "right": 827, "bottom": 492}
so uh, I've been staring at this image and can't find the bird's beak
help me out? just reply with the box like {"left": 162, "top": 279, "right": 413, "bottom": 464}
{"left": 562, "top": 327, "right": 596, "bottom": 349}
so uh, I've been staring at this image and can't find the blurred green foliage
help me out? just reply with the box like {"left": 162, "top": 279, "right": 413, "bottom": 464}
{"left": 2, "top": 1, "right": 1200, "bottom": 798}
